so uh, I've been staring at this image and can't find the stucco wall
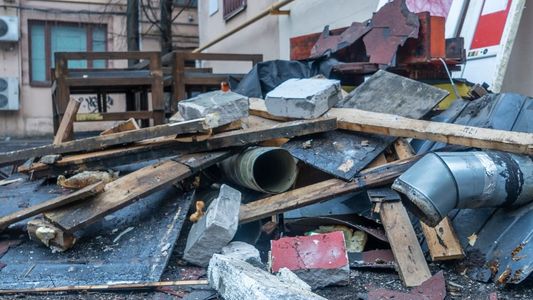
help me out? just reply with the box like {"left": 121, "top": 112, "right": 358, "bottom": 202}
{"left": 0, "top": 0, "right": 198, "bottom": 137}
{"left": 198, "top": 0, "right": 279, "bottom": 73}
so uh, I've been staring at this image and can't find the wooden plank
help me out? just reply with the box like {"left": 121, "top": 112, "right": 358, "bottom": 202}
{"left": 0, "top": 280, "right": 208, "bottom": 295}
{"left": 249, "top": 98, "right": 533, "bottom": 155}
{"left": 366, "top": 153, "right": 388, "bottom": 168}
{"left": 420, "top": 218, "right": 465, "bottom": 261}
{"left": 53, "top": 98, "right": 81, "bottom": 144}
{"left": 239, "top": 156, "right": 420, "bottom": 224}
{"left": 100, "top": 118, "right": 140, "bottom": 135}
{"left": 19, "top": 117, "right": 337, "bottom": 179}
{"left": 328, "top": 107, "right": 533, "bottom": 155}
{"left": 44, "top": 151, "right": 232, "bottom": 233}
{"left": 0, "top": 118, "right": 209, "bottom": 165}
{"left": 76, "top": 111, "right": 154, "bottom": 122}
{"left": 393, "top": 138, "right": 465, "bottom": 261}
{"left": 378, "top": 198, "right": 432, "bottom": 287}
{"left": 0, "top": 181, "right": 105, "bottom": 232}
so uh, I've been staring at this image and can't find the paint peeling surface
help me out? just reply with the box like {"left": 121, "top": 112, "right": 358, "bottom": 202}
{"left": 0, "top": 184, "right": 193, "bottom": 289}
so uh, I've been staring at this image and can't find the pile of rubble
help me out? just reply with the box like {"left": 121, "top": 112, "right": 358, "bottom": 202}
{"left": 0, "top": 0, "right": 532, "bottom": 298}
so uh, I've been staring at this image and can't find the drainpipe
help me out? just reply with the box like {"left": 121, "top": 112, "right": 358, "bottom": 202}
{"left": 193, "top": 0, "right": 294, "bottom": 53}
{"left": 392, "top": 151, "right": 533, "bottom": 227}
{"left": 220, "top": 147, "right": 298, "bottom": 194}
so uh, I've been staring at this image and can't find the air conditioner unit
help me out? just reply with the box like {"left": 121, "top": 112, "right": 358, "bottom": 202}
{"left": 0, "top": 77, "right": 19, "bottom": 110}
{"left": 0, "top": 16, "right": 19, "bottom": 42}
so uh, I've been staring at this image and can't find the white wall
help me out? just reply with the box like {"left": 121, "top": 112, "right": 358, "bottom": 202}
{"left": 278, "top": 0, "right": 379, "bottom": 59}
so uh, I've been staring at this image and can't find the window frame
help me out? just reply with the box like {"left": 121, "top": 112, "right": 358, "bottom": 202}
{"left": 223, "top": 0, "right": 247, "bottom": 21}
{"left": 28, "top": 20, "right": 108, "bottom": 87}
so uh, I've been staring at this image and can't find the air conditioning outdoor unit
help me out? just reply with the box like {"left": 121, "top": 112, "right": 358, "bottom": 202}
{"left": 0, "top": 16, "right": 19, "bottom": 42}
{"left": 0, "top": 77, "right": 19, "bottom": 110}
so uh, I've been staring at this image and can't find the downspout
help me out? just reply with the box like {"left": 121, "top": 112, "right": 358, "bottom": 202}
{"left": 392, "top": 151, "right": 533, "bottom": 227}
{"left": 193, "top": 0, "right": 294, "bottom": 53}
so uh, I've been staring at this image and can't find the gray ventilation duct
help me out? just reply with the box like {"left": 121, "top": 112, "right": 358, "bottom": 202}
{"left": 392, "top": 151, "right": 533, "bottom": 227}
{"left": 220, "top": 147, "right": 298, "bottom": 194}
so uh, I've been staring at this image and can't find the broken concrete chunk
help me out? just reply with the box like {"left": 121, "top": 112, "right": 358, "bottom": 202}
{"left": 265, "top": 78, "right": 342, "bottom": 119}
{"left": 178, "top": 91, "right": 249, "bottom": 128}
{"left": 270, "top": 231, "right": 350, "bottom": 289}
{"left": 221, "top": 241, "right": 262, "bottom": 265}
{"left": 183, "top": 184, "right": 242, "bottom": 267}
{"left": 39, "top": 154, "right": 62, "bottom": 165}
{"left": 276, "top": 267, "right": 312, "bottom": 291}
{"left": 208, "top": 254, "right": 326, "bottom": 300}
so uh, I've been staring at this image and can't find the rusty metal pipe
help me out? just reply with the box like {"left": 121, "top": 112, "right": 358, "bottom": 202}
{"left": 220, "top": 147, "right": 297, "bottom": 194}
{"left": 392, "top": 151, "right": 533, "bottom": 227}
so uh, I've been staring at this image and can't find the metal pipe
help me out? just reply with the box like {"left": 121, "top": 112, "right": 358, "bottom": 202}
{"left": 392, "top": 151, "right": 533, "bottom": 227}
{"left": 193, "top": 0, "right": 294, "bottom": 53}
{"left": 220, "top": 147, "right": 298, "bottom": 194}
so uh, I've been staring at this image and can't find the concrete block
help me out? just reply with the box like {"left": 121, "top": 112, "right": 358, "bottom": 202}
{"left": 276, "top": 267, "right": 312, "bottom": 291}
{"left": 271, "top": 231, "right": 350, "bottom": 289}
{"left": 208, "top": 254, "right": 326, "bottom": 300}
{"left": 178, "top": 91, "right": 249, "bottom": 127}
{"left": 221, "top": 241, "right": 262, "bottom": 264}
{"left": 265, "top": 78, "right": 342, "bottom": 119}
{"left": 183, "top": 184, "right": 241, "bottom": 267}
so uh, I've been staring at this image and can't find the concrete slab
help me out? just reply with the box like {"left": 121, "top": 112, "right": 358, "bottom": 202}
{"left": 265, "top": 78, "right": 341, "bottom": 119}
{"left": 183, "top": 184, "right": 241, "bottom": 267}
{"left": 178, "top": 91, "right": 249, "bottom": 127}
{"left": 208, "top": 254, "right": 326, "bottom": 300}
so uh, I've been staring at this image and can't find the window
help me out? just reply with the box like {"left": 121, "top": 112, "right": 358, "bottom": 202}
{"left": 28, "top": 21, "right": 107, "bottom": 85}
{"left": 223, "top": 0, "right": 246, "bottom": 21}
{"left": 174, "top": 0, "right": 198, "bottom": 7}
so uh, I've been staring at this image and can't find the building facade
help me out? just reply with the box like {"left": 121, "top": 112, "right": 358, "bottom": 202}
{"left": 0, "top": 0, "right": 198, "bottom": 137}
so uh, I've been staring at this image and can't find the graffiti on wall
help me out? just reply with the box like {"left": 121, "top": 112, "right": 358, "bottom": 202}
{"left": 76, "top": 95, "right": 115, "bottom": 113}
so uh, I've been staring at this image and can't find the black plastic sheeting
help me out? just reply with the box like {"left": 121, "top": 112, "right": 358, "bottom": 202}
{"left": 0, "top": 179, "right": 194, "bottom": 289}
{"left": 413, "top": 93, "right": 533, "bottom": 285}
{"left": 234, "top": 59, "right": 338, "bottom": 98}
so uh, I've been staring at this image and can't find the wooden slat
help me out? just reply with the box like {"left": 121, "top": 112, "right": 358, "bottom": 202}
{"left": 76, "top": 111, "right": 155, "bottom": 122}
{"left": 248, "top": 98, "right": 533, "bottom": 155}
{"left": 420, "top": 218, "right": 465, "bottom": 261}
{"left": 393, "top": 138, "right": 465, "bottom": 261}
{"left": 53, "top": 98, "right": 81, "bottom": 144}
{"left": 19, "top": 117, "right": 336, "bottom": 179}
{"left": 0, "top": 181, "right": 105, "bottom": 232}
{"left": 0, "top": 118, "right": 208, "bottom": 165}
{"left": 378, "top": 199, "right": 432, "bottom": 287}
{"left": 100, "top": 118, "right": 140, "bottom": 135}
{"left": 239, "top": 156, "right": 419, "bottom": 224}
{"left": 329, "top": 107, "right": 533, "bottom": 155}
{"left": 44, "top": 151, "right": 232, "bottom": 233}
{"left": 0, "top": 280, "right": 208, "bottom": 295}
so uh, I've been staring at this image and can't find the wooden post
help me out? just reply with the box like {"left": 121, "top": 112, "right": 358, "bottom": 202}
{"left": 53, "top": 98, "right": 82, "bottom": 144}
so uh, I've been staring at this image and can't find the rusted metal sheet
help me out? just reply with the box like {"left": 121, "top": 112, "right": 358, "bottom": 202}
{"left": 397, "top": 12, "right": 446, "bottom": 64}
{"left": 363, "top": 0, "right": 419, "bottom": 65}
{"left": 310, "top": 22, "right": 372, "bottom": 59}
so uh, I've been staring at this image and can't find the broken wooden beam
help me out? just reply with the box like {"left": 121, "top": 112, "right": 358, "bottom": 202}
{"left": 0, "top": 181, "right": 105, "bottom": 232}
{"left": 329, "top": 107, "right": 533, "bottom": 155}
{"left": 44, "top": 151, "right": 233, "bottom": 233}
{"left": 0, "top": 118, "right": 209, "bottom": 165}
{"left": 0, "top": 280, "right": 208, "bottom": 294}
{"left": 19, "top": 117, "right": 337, "bottom": 179}
{"left": 53, "top": 98, "right": 82, "bottom": 144}
{"left": 249, "top": 98, "right": 533, "bottom": 155}
{"left": 239, "top": 156, "right": 419, "bottom": 224}
{"left": 368, "top": 188, "right": 431, "bottom": 287}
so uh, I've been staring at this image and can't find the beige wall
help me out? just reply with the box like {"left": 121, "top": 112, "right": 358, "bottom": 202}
{"left": 198, "top": 0, "right": 279, "bottom": 73}
{"left": 0, "top": 0, "right": 198, "bottom": 137}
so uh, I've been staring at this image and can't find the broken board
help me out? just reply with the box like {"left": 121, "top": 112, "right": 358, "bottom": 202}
{"left": 282, "top": 71, "right": 448, "bottom": 179}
